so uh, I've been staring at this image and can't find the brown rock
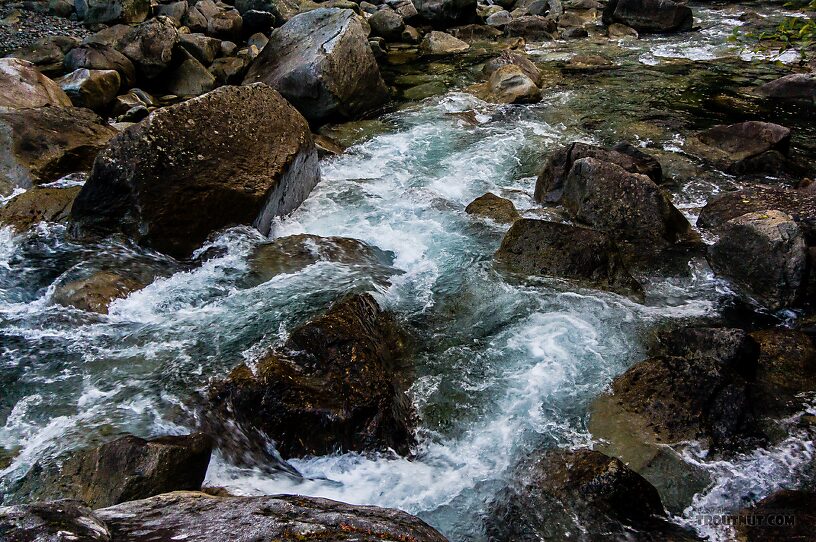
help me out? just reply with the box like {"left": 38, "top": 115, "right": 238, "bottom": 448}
{"left": 52, "top": 270, "right": 148, "bottom": 314}
{"left": 465, "top": 192, "right": 520, "bottom": 223}
{"left": 0, "top": 186, "right": 81, "bottom": 232}
{"left": 0, "top": 58, "right": 72, "bottom": 110}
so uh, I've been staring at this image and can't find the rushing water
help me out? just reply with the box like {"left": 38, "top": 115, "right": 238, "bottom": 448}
{"left": 1, "top": 3, "right": 815, "bottom": 541}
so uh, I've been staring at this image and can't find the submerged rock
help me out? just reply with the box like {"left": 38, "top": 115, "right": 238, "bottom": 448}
{"left": 94, "top": 492, "right": 448, "bottom": 541}
{"left": 534, "top": 141, "right": 662, "bottom": 203}
{"left": 244, "top": 8, "right": 388, "bottom": 125}
{"left": 708, "top": 210, "right": 808, "bottom": 311}
{"left": 0, "top": 58, "right": 72, "bottom": 110}
{"left": 487, "top": 448, "right": 699, "bottom": 541}
{"left": 495, "top": 219, "right": 644, "bottom": 299}
{"left": 0, "top": 500, "right": 111, "bottom": 541}
{"left": 561, "top": 157, "right": 695, "bottom": 255}
{"left": 465, "top": 192, "right": 520, "bottom": 224}
{"left": 15, "top": 434, "right": 212, "bottom": 509}
{"left": 0, "top": 186, "right": 81, "bottom": 232}
{"left": 71, "top": 84, "right": 319, "bottom": 259}
{"left": 603, "top": 0, "right": 692, "bottom": 33}
{"left": 685, "top": 121, "right": 792, "bottom": 175}
{"left": 0, "top": 107, "right": 116, "bottom": 190}
{"left": 209, "top": 293, "right": 414, "bottom": 458}
{"left": 52, "top": 270, "right": 149, "bottom": 314}
{"left": 245, "top": 234, "right": 395, "bottom": 285}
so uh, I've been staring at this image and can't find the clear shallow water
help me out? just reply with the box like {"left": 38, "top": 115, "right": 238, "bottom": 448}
{"left": 2, "top": 4, "right": 815, "bottom": 541}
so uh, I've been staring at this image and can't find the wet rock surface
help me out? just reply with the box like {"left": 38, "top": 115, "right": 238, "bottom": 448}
{"left": 208, "top": 293, "right": 414, "bottom": 458}
{"left": 685, "top": 121, "right": 793, "bottom": 175}
{"left": 0, "top": 186, "right": 81, "bottom": 232}
{"left": 52, "top": 270, "right": 149, "bottom": 313}
{"left": 495, "top": 218, "right": 644, "bottom": 299}
{"left": 0, "top": 106, "right": 116, "bottom": 190}
{"left": 71, "top": 84, "right": 319, "bottom": 259}
{"left": 0, "top": 500, "right": 111, "bottom": 541}
{"left": 465, "top": 192, "right": 520, "bottom": 223}
{"left": 487, "top": 448, "right": 700, "bottom": 541}
{"left": 95, "top": 492, "right": 449, "bottom": 541}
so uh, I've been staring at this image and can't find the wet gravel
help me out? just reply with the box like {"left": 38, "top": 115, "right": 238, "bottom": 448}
{"left": 0, "top": 5, "right": 89, "bottom": 55}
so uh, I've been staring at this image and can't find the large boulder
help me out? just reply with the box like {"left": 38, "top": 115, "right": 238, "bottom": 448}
{"left": 208, "top": 293, "right": 414, "bottom": 458}
{"left": 95, "top": 492, "right": 448, "bottom": 541}
{"left": 487, "top": 448, "right": 698, "bottom": 541}
{"left": 0, "top": 58, "right": 72, "bottom": 110}
{"left": 755, "top": 73, "right": 816, "bottom": 103}
{"left": 244, "top": 8, "right": 388, "bottom": 125}
{"left": 413, "top": 0, "right": 476, "bottom": 26}
{"left": 560, "top": 157, "right": 695, "bottom": 254}
{"left": 71, "top": 84, "right": 320, "bottom": 259}
{"left": 708, "top": 210, "right": 808, "bottom": 311}
{"left": 535, "top": 141, "right": 662, "bottom": 203}
{"left": 590, "top": 327, "right": 761, "bottom": 511}
{"left": 697, "top": 185, "right": 816, "bottom": 245}
{"left": 64, "top": 43, "right": 137, "bottom": 88}
{"left": 0, "top": 500, "right": 111, "bottom": 542}
{"left": 0, "top": 186, "right": 81, "bottom": 232}
{"left": 57, "top": 69, "right": 122, "bottom": 112}
{"left": 749, "top": 330, "right": 816, "bottom": 417}
{"left": 685, "top": 121, "right": 792, "bottom": 175}
{"left": 602, "top": 0, "right": 692, "bottom": 33}
{"left": 494, "top": 219, "right": 644, "bottom": 299}
{"left": 0, "top": 106, "right": 116, "bottom": 190}
{"left": 75, "top": 0, "right": 151, "bottom": 24}
{"left": 15, "top": 434, "right": 212, "bottom": 508}
{"left": 118, "top": 17, "right": 180, "bottom": 80}
{"left": 736, "top": 490, "right": 816, "bottom": 542}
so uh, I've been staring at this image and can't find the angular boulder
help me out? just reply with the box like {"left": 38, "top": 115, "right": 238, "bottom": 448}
{"left": 208, "top": 293, "right": 414, "bottom": 458}
{"left": 708, "top": 210, "right": 808, "bottom": 311}
{"left": 603, "top": 0, "right": 692, "bottom": 33}
{"left": 535, "top": 141, "right": 662, "bottom": 203}
{"left": 590, "top": 327, "right": 761, "bottom": 511}
{"left": 420, "top": 30, "right": 470, "bottom": 55}
{"left": 244, "top": 8, "right": 389, "bottom": 125}
{"left": 750, "top": 330, "right": 816, "bottom": 417}
{"left": 95, "top": 492, "right": 448, "bottom": 541}
{"left": 0, "top": 58, "right": 72, "bottom": 110}
{"left": 0, "top": 106, "right": 116, "bottom": 190}
{"left": 16, "top": 434, "right": 212, "bottom": 509}
{"left": 561, "top": 157, "right": 695, "bottom": 253}
{"left": 0, "top": 186, "right": 81, "bottom": 232}
{"left": 5, "top": 35, "right": 80, "bottom": 76}
{"left": 494, "top": 218, "right": 644, "bottom": 299}
{"left": 413, "top": 0, "right": 476, "bottom": 26}
{"left": 697, "top": 185, "right": 816, "bottom": 245}
{"left": 465, "top": 192, "right": 520, "bottom": 224}
{"left": 369, "top": 8, "right": 405, "bottom": 40}
{"left": 57, "top": 69, "right": 121, "bottom": 112}
{"left": 0, "top": 500, "right": 111, "bottom": 542}
{"left": 736, "top": 490, "right": 816, "bottom": 542}
{"left": 64, "top": 43, "right": 137, "bottom": 88}
{"left": 685, "top": 121, "right": 792, "bottom": 175}
{"left": 75, "top": 0, "right": 150, "bottom": 24}
{"left": 118, "top": 17, "right": 180, "bottom": 80}
{"left": 71, "top": 84, "right": 320, "bottom": 259}
{"left": 487, "top": 448, "right": 698, "bottom": 541}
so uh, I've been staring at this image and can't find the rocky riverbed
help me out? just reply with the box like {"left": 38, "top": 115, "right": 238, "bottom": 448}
{"left": 1, "top": 0, "right": 815, "bottom": 540}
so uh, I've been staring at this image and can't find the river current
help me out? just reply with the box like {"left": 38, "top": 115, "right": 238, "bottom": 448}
{"left": 1, "top": 4, "right": 815, "bottom": 541}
